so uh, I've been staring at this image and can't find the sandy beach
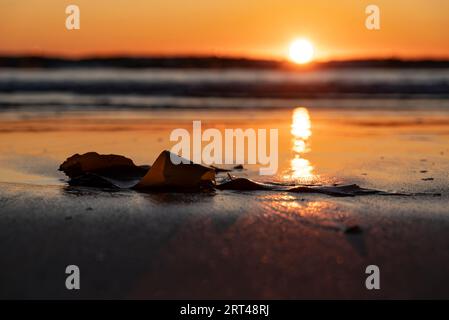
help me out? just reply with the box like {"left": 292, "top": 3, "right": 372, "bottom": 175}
{"left": 1, "top": 106, "right": 448, "bottom": 299}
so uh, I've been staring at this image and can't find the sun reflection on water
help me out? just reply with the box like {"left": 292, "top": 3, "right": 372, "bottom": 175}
{"left": 290, "top": 156, "right": 313, "bottom": 180}
{"left": 291, "top": 108, "right": 311, "bottom": 143}
{"left": 285, "top": 107, "right": 315, "bottom": 181}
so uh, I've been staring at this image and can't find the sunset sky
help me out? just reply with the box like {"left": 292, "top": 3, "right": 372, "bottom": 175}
{"left": 0, "top": 0, "right": 448, "bottom": 61}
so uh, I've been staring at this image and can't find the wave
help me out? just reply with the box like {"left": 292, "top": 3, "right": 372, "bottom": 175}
{"left": 0, "top": 68, "right": 448, "bottom": 110}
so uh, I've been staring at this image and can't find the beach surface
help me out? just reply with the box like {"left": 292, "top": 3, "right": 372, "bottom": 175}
{"left": 1, "top": 106, "right": 449, "bottom": 299}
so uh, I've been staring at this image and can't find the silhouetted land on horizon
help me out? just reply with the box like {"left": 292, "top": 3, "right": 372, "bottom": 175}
{"left": 1, "top": 56, "right": 449, "bottom": 69}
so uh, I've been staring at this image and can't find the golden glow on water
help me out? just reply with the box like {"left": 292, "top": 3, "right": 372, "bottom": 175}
{"left": 290, "top": 156, "right": 314, "bottom": 180}
{"left": 291, "top": 108, "right": 311, "bottom": 142}
{"left": 285, "top": 107, "right": 315, "bottom": 181}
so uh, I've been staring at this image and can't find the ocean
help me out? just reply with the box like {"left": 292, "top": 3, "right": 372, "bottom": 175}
{"left": 0, "top": 67, "right": 448, "bottom": 112}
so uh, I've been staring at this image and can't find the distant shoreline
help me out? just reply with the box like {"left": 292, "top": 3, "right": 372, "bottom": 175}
{"left": 1, "top": 56, "right": 449, "bottom": 69}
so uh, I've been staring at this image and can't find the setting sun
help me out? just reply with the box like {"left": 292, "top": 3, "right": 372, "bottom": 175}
{"left": 289, "top": 39, "right": 315, "bottom": 64}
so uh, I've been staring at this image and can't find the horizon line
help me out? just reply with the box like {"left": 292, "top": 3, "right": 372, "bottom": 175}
{"left": 1, "top": 54, "right": 449, "bottom": 63}
{"left": 2, "top": 48, "right": 449, "bottom": 63}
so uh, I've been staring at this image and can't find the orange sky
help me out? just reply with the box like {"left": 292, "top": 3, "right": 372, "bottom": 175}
{"left": 0, "top": 0, "right": 448, "bottom": 61}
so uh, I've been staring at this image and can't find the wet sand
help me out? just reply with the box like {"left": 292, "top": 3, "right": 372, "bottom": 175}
{"left": 0, "top": 107, "right": 449, "bottom": 299}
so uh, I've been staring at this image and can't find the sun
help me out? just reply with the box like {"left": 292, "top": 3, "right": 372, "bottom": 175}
{"left": 289, "top": 39, "right": 314, "bottom": 64}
